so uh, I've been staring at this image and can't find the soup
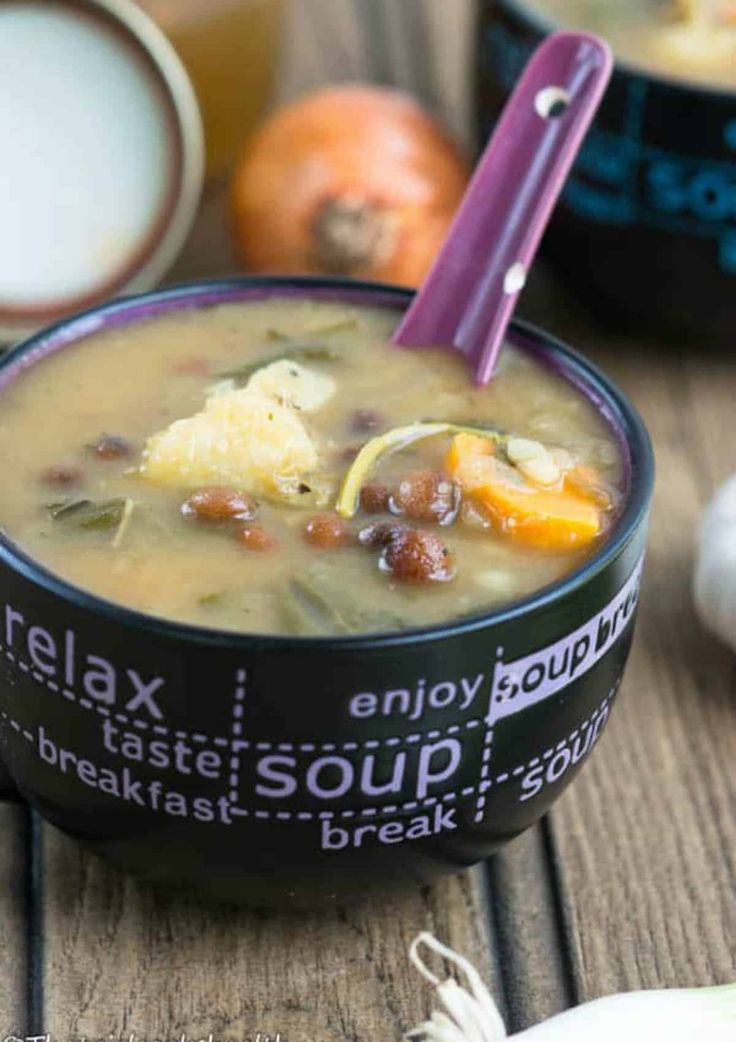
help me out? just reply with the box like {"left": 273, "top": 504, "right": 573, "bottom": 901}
{"left": 526, "top": 0, "right": 736, "bottom": 87}
{"left": 0, "top": 298, "right": 623, "bottom": 636}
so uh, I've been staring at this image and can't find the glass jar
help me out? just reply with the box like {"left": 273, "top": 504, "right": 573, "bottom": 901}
{"left": 137, "top": 0, "right": 282, "bottom": 179}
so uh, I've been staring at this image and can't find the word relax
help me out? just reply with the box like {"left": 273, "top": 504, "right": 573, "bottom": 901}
{"left": 4, "top": 603, "right": 166, "bottom": 719}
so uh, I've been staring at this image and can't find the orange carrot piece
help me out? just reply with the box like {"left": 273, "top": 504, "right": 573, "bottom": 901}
{"left": 447, "top": 435, "right": 601, "bottom": 551}
{"left": 480, "top": 482, "right": 601, "bottom": 550}
{"left": 564, "top": 464, "right": 611, "bottom": 509}
{"left": 445, "top": 431, "right": 494, "bottom": 475}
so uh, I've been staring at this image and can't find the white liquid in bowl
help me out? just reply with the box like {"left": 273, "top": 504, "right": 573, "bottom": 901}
{"left": 0, "top": 1, "right": 175, "bottom": 311}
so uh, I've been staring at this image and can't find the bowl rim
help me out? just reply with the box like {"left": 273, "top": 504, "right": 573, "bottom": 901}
{"left": 0, "top": 275, "right": 655, "bottom": 651}
{"left": 492, "top": 0, "right": 736, "bottom": 102}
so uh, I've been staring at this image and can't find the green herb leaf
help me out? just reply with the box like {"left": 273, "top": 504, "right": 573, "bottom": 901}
{"left": 280, "top": 568, "right": 406, "bottom": 636}
{"left": 305, "top": 318, "right": 357, "bottom": 335}
{"left": 111, "top": 498, "right": 135, "bottom": 548}
{"left": 268, "top": 318, "right": 356, "bottom": 340}
{"left": 293, "top": 343, "right": 343, "bottom": 361}
{"left": 217, "top": 345, "right": 342, "bottom": 385}
{"left": 46, "top": 497, "right": 128, "bottom": 530}
{"left": 287, "top": 576, "right": 354, "bottom": 634}
{"left": 45, "top": 499, "right": 92, "bottom": 520}
{"left": 198, "top": 591, "right": 224, "bottom": 607}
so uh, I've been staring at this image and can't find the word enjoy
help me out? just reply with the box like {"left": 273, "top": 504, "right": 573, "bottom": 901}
{"left": 348, "top": 673, "right": 485, "bottom": 721}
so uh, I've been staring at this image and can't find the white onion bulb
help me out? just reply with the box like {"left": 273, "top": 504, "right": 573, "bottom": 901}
{"left": 694, "top": 474, "right": 736, "bottom": 652}
{"left": 406, "top": 933, "right": 736, "bottom": 1042}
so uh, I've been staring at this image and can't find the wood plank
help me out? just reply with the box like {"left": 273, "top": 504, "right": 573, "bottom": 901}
{"left": 0, "top": 802, "right": 29, "bottom": 1032}
{"left": 41, "top": 823, "right": 500, "bottom": 1042}
{"left": 277, "top": 0, "right": 476, "bottom": 146}
{"left": 532, "top": 319, "right": 736, "bottom": 996}
{"left": 278, "top": 0, "right": 375, "bottom": 105}
{"left": 0, "top": 758, "right": 18, "bottom": 798}
{"left": 488, "top": 827, "right": 572, "bottom": 1031}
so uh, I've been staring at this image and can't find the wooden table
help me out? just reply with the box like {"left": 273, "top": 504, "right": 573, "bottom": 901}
{"left": 1, "top": 2, "right": 735, "bottom": 1038}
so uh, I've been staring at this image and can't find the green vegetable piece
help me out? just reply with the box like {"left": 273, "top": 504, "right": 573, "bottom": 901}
{"left": 198, "top": 592, "right": 224, "bottom": 607}
{"left": 111, "top": 498, "right": 135, "bottom": 548}
{"left": 217, "top": 344, "right": 341, "bottom": 385}
{"left": 287, "top": 577, "right": 354, "bottom": 634}
{"left": 268, "top": 318, "right": 356, "bottom": 339}
{"left": 77, "top": 500, "right": 129, "bottom": 530}
{"left": 215, "top": 362, "right": 262, "bottom": 383}
{"left": 46, "top": 497, "right": 128, "bottom": 530}
{"left": 305, "top": 318, "right": 358, "bottom": 335}
{"left": 294, "top": 344, "right": 343, "bottom": 361}
{"left": 279, "top": 595, "right": 328, "bottom": 636}
{"left": 45, "top": 499, "right": 92, "bottom": 520}
{"left": 280, "top": 569, "right": 406, "bottom": 636}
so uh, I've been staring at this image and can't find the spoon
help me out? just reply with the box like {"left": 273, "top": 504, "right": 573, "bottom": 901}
{"left": 392, "top": 31, "right": 613, "bottom": 384}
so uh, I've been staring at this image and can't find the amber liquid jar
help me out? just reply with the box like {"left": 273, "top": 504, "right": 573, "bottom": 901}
{"left": 137, "top": 0, "right": 282, "bottom": 179}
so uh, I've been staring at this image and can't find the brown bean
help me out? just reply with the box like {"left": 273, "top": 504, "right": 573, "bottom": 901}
{"left": 303, "top": 514, "right": 352, "bottom": 549}
{"left": 351, "top": 408, "right": 385, "bottom": 433}
{"left": 41, "top": 465, "right": 84, "bottom": 487}
{"left": 339, "top": 444, "right": 362, "bottom": 463}
{"left": 173, "top": 357, "right": 210, "bottom": 376}
{"left": 391, "top": 470, "right": 460, "bottom": 524}
{"left": 182, "top": 487, "right": 258, "bottom": 522}
{"left": 359, "top": 483, "right": 392, "bottom": 514}
{"left": 235, "top": 524, "right": 276, "bottom": 551}
{"left": 358, "top": 520, "right": 410, "bottom": 549}
{"left": 380, "top": 528, "right": 455, "bottom": 584}
{"left": 89, "top": 434, "right": 133, "bottom": 460}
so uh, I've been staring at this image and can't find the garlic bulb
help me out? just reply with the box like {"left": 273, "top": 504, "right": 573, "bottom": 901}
{"left": 694, "top": 473, "right": 736, "bottom": 651}
{"left": 405, "top": 932, "right": 736, "bottom": 1042}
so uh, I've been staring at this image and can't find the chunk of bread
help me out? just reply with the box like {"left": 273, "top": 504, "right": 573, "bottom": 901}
{"left": 246, "top": 358, "right": 336, "bottom": 412}
{"left": 141, "top": 386, "right": 319, "bottom": 498}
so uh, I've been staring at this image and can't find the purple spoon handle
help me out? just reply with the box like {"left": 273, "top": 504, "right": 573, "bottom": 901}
{"left": 393, "top": 31, "right": 612, "bottom": 384}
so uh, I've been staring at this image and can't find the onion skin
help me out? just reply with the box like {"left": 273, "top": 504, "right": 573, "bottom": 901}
{"left": 694, "top": 472, "right": 736, "bottom": 653}
{"left": 230, "top": 85, "right": 470, "bottom": 286}
{"left": 407, "top": 932, "right": 736, "bottom": 1042}
{"left": 509, "top": 986, "right": 736, "bottom": 1041}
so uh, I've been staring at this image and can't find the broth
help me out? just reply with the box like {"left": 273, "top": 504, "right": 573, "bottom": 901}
{"left": 0, "top": 298, "right": 623, "bottom": 636}
{"left": 526, "top": 1, "right": 736, "bottom": 88}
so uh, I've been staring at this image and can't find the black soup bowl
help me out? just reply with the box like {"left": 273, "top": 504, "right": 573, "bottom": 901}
{"left": 478, "top": 0, "right": 736, "bottom": 344}
{"left": 0, "top": 277, "right": 654, "bottom": 905}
